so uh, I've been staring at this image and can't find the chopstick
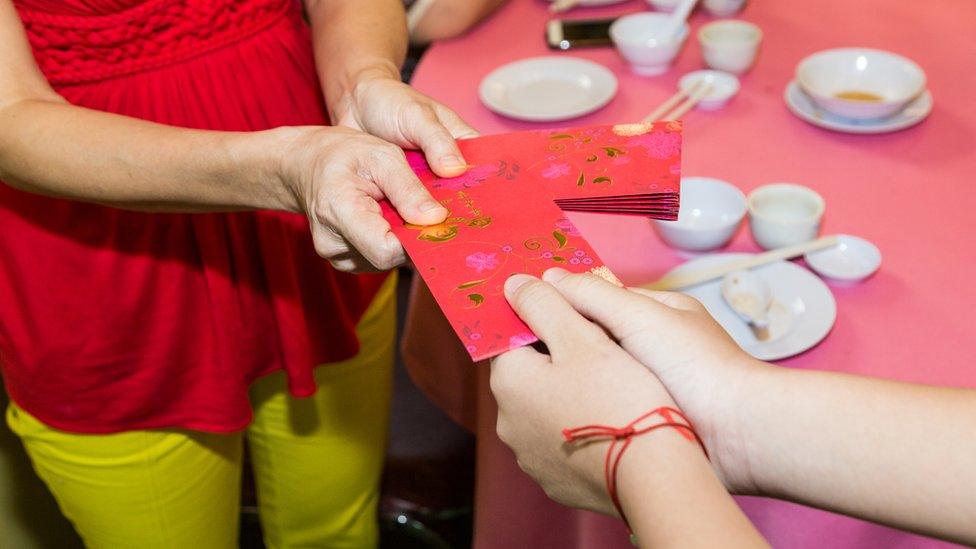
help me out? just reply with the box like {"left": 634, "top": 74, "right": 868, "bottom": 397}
{"left": 663, "top": 83, "right": 714, "bottom": 121}
{"left": 642, "top": 235, "right": 840, "bottom": 291}
{"left": 549, "top": 0, "right": 582, "bottom": 13}
{"left": 642, "top": 80, "right": 704, "bottom": 123}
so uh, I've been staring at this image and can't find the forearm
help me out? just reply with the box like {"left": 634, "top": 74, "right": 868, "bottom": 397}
{"left": 305, "top": 0, "right": 408, "bottom": 125}
{"left": 620, "top": 433, "right": 767, "bottom": 548}
{"left": 0, "top": 98, "right": 297, "bottom": 212}
{"left": 739, "top": 367, "right": 976, "bottom": 544}
{"left": 409, "top": 0, "right": 507, "bottom": 45}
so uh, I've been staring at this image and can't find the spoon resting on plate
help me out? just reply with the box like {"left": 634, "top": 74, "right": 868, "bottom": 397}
{"left": 721, "top": 270, "right": 773, "bottom": 341}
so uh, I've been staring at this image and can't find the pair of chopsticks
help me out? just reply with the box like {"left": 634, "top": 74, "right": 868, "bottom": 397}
{"left": 643, "top": 236, "right": 840, "bottom": 291}
{"left": 642, "top": 80, "right": 714, "bottom": 122}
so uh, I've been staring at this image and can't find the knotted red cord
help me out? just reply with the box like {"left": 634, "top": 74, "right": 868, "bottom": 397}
{"left": 562, "top": 406, "right": 708, "bottom": 532}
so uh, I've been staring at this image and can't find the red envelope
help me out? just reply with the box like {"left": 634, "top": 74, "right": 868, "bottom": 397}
{"left": 382, "top": 121, "right": 681, "bottom": 361}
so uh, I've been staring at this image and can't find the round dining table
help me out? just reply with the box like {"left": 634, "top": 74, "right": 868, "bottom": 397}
{"left": 401, "top": 0, "right": 976, "bottom": 547}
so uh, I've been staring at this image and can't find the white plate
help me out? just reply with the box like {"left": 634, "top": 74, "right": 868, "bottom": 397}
{"left": 785, "top": 80, "right": 932, "bottom": 134}
{"left": 479, "top": 57, "right": 618, "bottom": 122}
{"left": 667, "top": 253, "right": 836, "bottom": 360}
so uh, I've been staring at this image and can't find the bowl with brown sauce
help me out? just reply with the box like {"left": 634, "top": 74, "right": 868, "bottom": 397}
{"left": 796, "top": 48, "right": 926, "bottom": 120}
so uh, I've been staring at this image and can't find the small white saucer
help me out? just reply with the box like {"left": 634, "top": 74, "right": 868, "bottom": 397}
{"left": 479, "top": 57, "right": 618, "bottom": 122}
{"left": 785, "top": 80, "right": 932, "bottom": 134}
{"left": 679, "top": 70, "right": 741, "bottom": 110}
{"left": 666, "top": 253, "right": 837, "bottom": 360}
{"left": 804, "top": 234, "right": 881, "bottom": 284}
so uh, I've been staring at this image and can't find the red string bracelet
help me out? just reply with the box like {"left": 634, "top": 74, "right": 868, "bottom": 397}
{"left": 562, "top": 406, "right": 709, "bottom": 533}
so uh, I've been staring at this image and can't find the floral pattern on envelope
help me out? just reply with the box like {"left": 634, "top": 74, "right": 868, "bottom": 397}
{"left": 382, "top": 122, "right": 678, "bottom": 361}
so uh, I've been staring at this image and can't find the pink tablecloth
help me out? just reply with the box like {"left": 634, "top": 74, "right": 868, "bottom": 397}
{"left": 403, "top": 0, "right": 976, "bottom": 547}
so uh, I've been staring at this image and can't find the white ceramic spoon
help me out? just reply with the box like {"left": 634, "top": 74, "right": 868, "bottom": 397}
{"left": 660, "top": 0, "right": 699, "bottom": 43}
{"left": 722, "top": 269, "right": 773, "bottom": 341}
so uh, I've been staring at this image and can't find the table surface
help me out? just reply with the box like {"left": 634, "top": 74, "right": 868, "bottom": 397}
{"left": 410, "top": 0, "right": 976, "bottom": 547}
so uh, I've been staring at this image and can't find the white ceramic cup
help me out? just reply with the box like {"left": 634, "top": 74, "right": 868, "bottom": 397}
{"left": 748, "top": 183, "right": 825, "bottom": 250}
{"left": 610, "top": 13, "right": 689, "bottom": 76}
{"left": 698, "top": 20, "right": 762, "bottom": 75}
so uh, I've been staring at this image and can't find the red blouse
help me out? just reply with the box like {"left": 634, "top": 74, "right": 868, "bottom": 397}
{"left": 1, "top": 0, "right": 388, "bottom": 433}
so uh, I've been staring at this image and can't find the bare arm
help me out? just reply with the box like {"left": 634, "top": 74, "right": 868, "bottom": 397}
{"left": 736, "top": 369, "right": 976, "bottom": 545}
{"left": 0, "top": 0, "right": 291, "bottom": 212}
{"left": 304, "top": 0, "right": 479, "bottom": 177}
{"left": 537, "top": 269, "right": 976, "bottom": 545}
{"left": 0, "top": 0, "right": 454, "bottom": 271}
{"left": 408, "top": 0, "right": 509, "bottom": 45}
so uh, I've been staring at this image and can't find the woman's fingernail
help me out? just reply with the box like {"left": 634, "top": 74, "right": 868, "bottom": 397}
{"left": 542, "top": 268, "right": 570, "bottom": 283}
{"left": 421, "top": 200, "right": 447, "bottom": 215}
{"left": 504, "top": 274, "right": 536, "bottom": 296}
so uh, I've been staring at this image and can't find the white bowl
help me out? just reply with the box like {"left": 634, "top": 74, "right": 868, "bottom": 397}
{"left": 703, "top": 0, "right": 747, "bottom": 17}
{"left": 653, "top": 177, "right": 747, "bottom": 251}
{"left": 698, "top": 20, "right": 762, "bottom": 74}
{"left": 679, "top": 70, "right": 740, "bottom": 109}
{"left": 610, "top": 13, "right": 689, "bottom": 76}
{"left": 804, "top": 234, "right": 881, "bottom": 284}
{"left": 796, "top": 48, "right": 926, "bottom": 120}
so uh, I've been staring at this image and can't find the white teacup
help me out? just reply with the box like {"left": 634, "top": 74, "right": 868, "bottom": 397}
{"left": 610, "top": 13, "right": 689, "bottom": 76}
{"left": 748, "top": 183, "right": 825, "bottom": 250}
{"left": 698, "top": 20, "right": 762, "bottom": 75}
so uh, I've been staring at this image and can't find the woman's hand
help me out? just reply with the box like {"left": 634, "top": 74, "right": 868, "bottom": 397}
{"left": 275, "top": 124, "right": 449, "bottom": 273}
{"left": 490, "top": 273, "right": 687, "bottom": 515}
{"left": 492, "top": 269, "right": 768, "bottom": 547}
{"left": 520, "top": 268, "right": 771, "bottom": 494}
{"left": 329, "top": 69, "right": 479, "bottom": 178}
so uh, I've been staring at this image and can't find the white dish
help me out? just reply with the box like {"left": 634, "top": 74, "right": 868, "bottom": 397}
{"left": 668, "top": 253, "right": 837, "bottom": 360}
{"left": 479, "top": 57, "right": 618, "bottom": 122}
{"left": 796, "top": 48, "right": 926, "bottom": 120}
{"left": 698, "top": 19, "right": 762, "bottom": 74}
{"left": 679, "top": 70, "right": 740, "bottom": 109}
{"left": 653, "top": 176, "right": 746, "bottom": 251}
{"left": 785, "top": 80, "right": 932, "bottom": 134}
{"left": 804, "top": 234, "right": 881, "bottom": 283}
{"left": 610, "top": 12, "right": 689, "bottom": 76}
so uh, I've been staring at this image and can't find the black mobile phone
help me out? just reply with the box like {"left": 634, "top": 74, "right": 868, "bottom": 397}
{"left": 545, "top": 18, "right": 616, "bottom": 50}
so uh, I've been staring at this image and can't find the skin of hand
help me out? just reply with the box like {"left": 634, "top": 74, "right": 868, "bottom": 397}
{"left": 274, "top": 124, "right": 451, "bottom": 273}
{"left": 489, "top": 271, "right": 691, "bottom": 515}
{"left": 514, "top": 268, "right": 976, "bottom": 547}
{"left": 0, "top": 0, "right": 460, "bottom": 274}
{"left": 528, "top": 268, "right": 770, "bottom": 493}
{"left": 330, "top": 67, "right": 480, "bottom": 178}
{"left": 490, "top": 269, "right": 769, "bottom": 548}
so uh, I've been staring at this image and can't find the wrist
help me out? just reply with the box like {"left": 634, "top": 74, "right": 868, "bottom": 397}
{"left": 230, "top": 127, "right": 306, "bottom": 213}
{"left": 325, "top": 59, "right": 402, "bottom": 127}
{"left": 707, "top": 358, "right": 784, "bottom": 496}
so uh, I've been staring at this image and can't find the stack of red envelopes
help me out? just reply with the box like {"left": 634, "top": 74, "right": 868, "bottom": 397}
{"left": 381, "top": 121, "right": 682, "bottom": 361}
